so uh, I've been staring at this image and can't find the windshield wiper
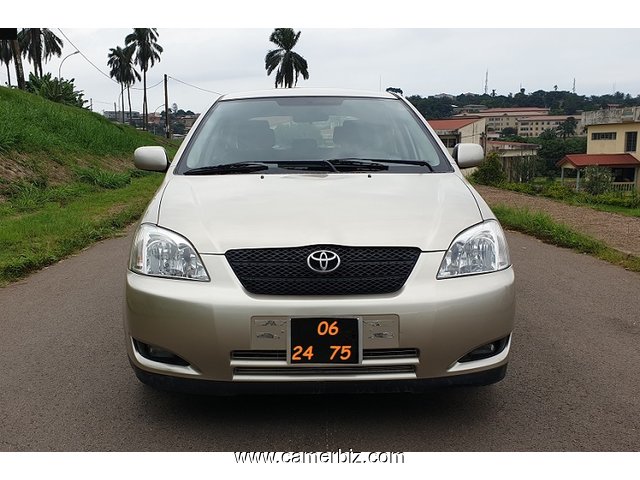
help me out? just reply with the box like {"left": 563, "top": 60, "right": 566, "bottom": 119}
{"left": 326, "top": 158, "right": 389, "bottom": 171}
{"left": 328, "top": 158, "right": 434, "bottom": 172}
{"left": 183, "top": 162, "right": 271, "bottom": 175}
{"left": 374, "top": 159, "right": 435, "bottom": 172}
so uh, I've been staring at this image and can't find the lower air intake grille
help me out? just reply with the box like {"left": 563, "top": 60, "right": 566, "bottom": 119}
{"left": 225, "top": 245, "right": 420, "bottom": 295}
{"left": 231, "top": 349, "right": 419, "bottom": 362}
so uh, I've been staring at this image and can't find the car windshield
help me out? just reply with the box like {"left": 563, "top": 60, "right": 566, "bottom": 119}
{"left": 176, "top": 96, "right": 451, "bottom": 174}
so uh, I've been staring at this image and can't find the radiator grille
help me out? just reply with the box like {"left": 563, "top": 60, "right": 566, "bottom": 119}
{"left": 225, "top": 245, "right": 420, "bottom": 295}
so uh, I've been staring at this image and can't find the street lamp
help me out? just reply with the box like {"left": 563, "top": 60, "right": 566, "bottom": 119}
{"left": 149, "top": 104, "right": 165, "bottom": 135}
{"left": 58, "top": 50, "right": 79, "bottom": 79}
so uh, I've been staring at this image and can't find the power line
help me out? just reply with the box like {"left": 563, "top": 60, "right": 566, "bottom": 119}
{"left": 57, "top": 28, "right": 163, "bottom": 92}
{"left": 168, "top": 75, "right": 221, "bottom": 95}
{"left": 57, "top": 28, "right": 118, "bottom": 85}
{"left": 56, "top": 30, "right": 222, "bottom": 107}
{"left": 146, "top": 79, "right": 164, "bottom": 90}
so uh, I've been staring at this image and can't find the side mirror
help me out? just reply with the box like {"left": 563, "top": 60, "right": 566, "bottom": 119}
{"left": 452, "top": 143, "right": 484, "bottom": 169}
{"left": 134, "top": 146, "right": 169, "bottom": 172}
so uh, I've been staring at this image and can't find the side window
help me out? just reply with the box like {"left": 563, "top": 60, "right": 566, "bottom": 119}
{"left": 625, "top": 131, "right": 638, "bottom": 152}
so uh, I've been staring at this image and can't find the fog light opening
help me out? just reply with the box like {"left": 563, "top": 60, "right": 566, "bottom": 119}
{"left": 133, "top": 339, "right": 190, "bottom": 367}
{"left": 459, "top": 336, "right": 510, "bottom": 363}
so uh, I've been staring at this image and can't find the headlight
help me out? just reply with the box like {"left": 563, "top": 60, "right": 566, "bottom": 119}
{"left": 129, "top": 223, "right": 210, "bottom": 281}
{"left": 437, "top": 220, "right": 510, "bottom": 279}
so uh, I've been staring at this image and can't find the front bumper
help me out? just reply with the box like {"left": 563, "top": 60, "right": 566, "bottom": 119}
{"left": 124, "top": 252, "right": 515, "bottom": 388}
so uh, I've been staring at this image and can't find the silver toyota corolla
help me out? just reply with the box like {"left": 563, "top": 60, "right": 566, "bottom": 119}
{"left": 125, "top": 88, "right": 515, "bottom": 394}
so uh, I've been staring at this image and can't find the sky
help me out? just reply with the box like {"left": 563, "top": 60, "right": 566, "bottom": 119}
{"left": 3, "top": 2, "right": 640, "bottom": 116}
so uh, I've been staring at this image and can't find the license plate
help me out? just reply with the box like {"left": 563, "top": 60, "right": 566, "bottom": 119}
{"left": 289, "top": 317, "right": 361, "bottom": 364}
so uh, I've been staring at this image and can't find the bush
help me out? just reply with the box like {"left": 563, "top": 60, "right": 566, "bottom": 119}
{"left": 501, "top": 182, "right": 537, "bottom": 195}
{"left": 590, "top": 191, "right": 640, "bottom": 208}
{"left": 26, "top": 73, "right": 87, "bottom": 109}
{"left": 542, "top": 182, "right": 574, "bottom": 199}
{"left": 582, "top": 166, "right": 613, "bottom": 195}
{"left": 470, "top": 152, "right": 506, "bottom": 186}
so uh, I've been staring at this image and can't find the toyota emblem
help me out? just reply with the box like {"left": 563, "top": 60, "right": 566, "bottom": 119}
{"left": 307, "top": 250, "right": 341, "bottom": 273}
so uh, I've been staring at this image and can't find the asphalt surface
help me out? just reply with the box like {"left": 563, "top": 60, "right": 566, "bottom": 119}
{"left": 1, "top": 229, "right": 639, "bottom": 452}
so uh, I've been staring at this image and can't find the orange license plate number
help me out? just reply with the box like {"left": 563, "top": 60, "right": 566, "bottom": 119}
{"left": 289, "top": 318, "right": 361, "bottom": 364}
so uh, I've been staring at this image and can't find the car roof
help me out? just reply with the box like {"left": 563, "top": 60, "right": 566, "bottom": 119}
{"left": 219, "top": 87, "right": 398, "bottom": 101}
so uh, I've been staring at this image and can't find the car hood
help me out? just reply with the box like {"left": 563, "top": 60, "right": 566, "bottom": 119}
{"left": 156, "top": 173, "right": 482, "bottom": 253}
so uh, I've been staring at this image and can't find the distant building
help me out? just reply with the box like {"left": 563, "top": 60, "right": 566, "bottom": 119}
{"left": 486, "top": 141, "right": 540, "bottom": 182}
{"left": 433, "top": 93, "right": 456, "bottom": 100}
{"left": 147, "top": 113, "right": 163, "bottom": 126}
{"left": 518, "top": 115, "right": 584, "bottom": 137}
{"left": 557, "top": 154, "right": 639, "bottom": 191}
{"left": 181, "top": 114, "right": 200, "bottom": 130}
{"left": 456, "top": 107, "right": 550, "bottom": 133}
{"left": 427, "top": 117, "right": 487, "bottom": 153}
{"left": 562, "top": 106, "right": 640, "bottom": 191}
{"left": 102, "top": 110, "right": 141, "bottom": 123}
{"left": 582, "top": 106, "right": 640, "bottom": 158}
{"left": 453, "top": 104, "right": 488, "bottom": 114}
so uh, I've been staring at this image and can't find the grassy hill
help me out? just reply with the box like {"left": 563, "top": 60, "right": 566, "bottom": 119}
{"left": 0, "top": 86, "right": 177, "bottom": 184}
{"left": 0, "top": 87, "right": 178, "bottom": 285}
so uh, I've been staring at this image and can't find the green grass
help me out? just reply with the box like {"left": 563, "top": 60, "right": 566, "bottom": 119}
{"left": 0, "top": 87, "right": 182, "bottom": 285}
{"left": 0, "top": 87, "right": 177, "bottom": 161}
{"left": 73, "top": 166, "right": 133, "bottom": 189}
{"left": 562, "top": 196, "right": 640, "bottom": 218}
{"left": 492, "top": 204, "right": 640, "bottom": 273}
{"left": 0, "top": 174, "right": 163, "bottom": 285}
{"left": 491, "top": 180, "right": 640, "bottom": 218}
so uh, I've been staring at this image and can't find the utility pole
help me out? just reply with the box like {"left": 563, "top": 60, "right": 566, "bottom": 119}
{"left": 164, "top": 74, "right": 170, "bottom": 139}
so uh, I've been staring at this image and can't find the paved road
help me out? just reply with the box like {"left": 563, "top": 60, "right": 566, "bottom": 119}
{"left": 1, "top": 230, "right": 639, "bottom": 452}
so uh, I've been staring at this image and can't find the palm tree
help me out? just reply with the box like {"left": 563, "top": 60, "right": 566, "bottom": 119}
{"left": 125, "top": 28, "right": 163, "bottom": 130}
{"left": 107, "top": 45, "right": 141, "bottom": 124}
{"left": 107, "top": 46, "right": 128, "bottom": 123}
{"left": 122, "top": 44, "right": 141, "bottom": 125}
{"left": 18, "top": 28, "right": 63, "bottom": 78}
{"left": 0, "top": 40, "right": 12, "bottom": 86}
{"left": 556, "top": 117, "right": 578, "bottom": 139}
{"left": 10, "top": 39, "right": 25, "bottom": 89}
{"left": 265, "top": 28, "right": 309, "bottom": 88}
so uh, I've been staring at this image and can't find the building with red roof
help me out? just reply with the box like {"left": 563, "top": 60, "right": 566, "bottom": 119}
{"left": 576, "top": 106, "right": 640, "bottom": 191}
{"left": 557, "top": 154, "right": 640, "bottom": 190}
{"left": 427, "top": 117, "right": 486, "bottom": 152}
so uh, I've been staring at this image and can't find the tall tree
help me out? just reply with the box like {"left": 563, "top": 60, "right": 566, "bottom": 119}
{"left": 108, "top": 45, "right": 141, "bottom": 124}
{"left": 122, "top": 44, "right": 141, "bottom": 125}
{"left": 0, "top": 40, "right": 12, "bottom": 86}
{"left": 556, "top": 117, "right": 578, "bottom": 139}
{"left": 107, "top": 46, "right": 128, "bottom": 123}
{"left": 10, "top": 39, "right": 25, "bottom": 89}
{"left": 125, "top": 28, "right": 163, "bottom": 130}
{"left": 18, "top": 28, "right": 63, "bottom": 78}
{"left": 265, "top": 28, "right": 309, "bottom": 88}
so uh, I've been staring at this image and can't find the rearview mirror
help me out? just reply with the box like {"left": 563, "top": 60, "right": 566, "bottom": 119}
{"left": 452, "top": 143, "right": 484, "bottom": 169}
{"left": 134, "top": 146, "right": 169, "bottom": 172}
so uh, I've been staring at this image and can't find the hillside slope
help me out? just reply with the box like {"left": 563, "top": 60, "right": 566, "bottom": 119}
{"left": 0, "top": 86, "right": 177, "bottom": 186}
{"left": 0, "top": 87, "right": 177, "bottom": 284}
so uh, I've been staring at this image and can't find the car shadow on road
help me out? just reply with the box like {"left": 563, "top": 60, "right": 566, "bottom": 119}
{"left": 130, "top": 384, "right": 501, "bottom": 451}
